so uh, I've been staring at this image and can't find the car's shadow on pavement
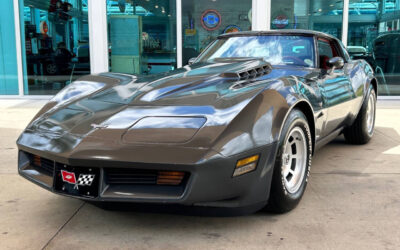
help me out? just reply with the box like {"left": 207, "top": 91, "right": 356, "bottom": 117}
{"left": 310, "top": 126, "right": 400, "bottom": 175}
{"left": 87, "top": 201, "right": 274, "bottom": 217}
{"left": 87, "top": 193, "right": 289, "bottom": 217}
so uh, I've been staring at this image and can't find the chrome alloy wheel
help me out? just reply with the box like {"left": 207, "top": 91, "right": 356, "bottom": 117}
{"left": 366, "top": 93, "right": 375, "bottom": 135}
{"left": 281, "top": 127, "right": 307, "bottom": 194}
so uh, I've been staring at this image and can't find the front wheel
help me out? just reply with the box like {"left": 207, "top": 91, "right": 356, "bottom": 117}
{"left": 344, "top": 85, "right": 376, "bottom": 144}
{"left": 44, "top": 63, "right": 58, "bottom": 75}
{"left": 267, "top": 109, "right": 312, "bottom": 213}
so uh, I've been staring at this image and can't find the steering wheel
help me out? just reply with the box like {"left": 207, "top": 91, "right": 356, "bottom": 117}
{"left": 282, "top": 56, "right": 307, "bottom": 66}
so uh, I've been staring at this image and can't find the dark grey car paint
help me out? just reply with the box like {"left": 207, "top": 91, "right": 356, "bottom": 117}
{"left": 17, "top": 30, "right": 377, "bottom": 212}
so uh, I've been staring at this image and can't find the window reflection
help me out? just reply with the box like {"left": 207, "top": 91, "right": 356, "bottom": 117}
{"left": 197, "top": 36, "right": 316, "bottom": 68}
{"left": 22, "top": 0, "right": 90, "bottom": 95}
{"left": 348, "top": 0, "right": 400, "bottom": 95}
{"left": 270, "top": 0, "right": 343, "bottom": 39}
{"left": 182, "top": 0, "right": 252, "bottom": 65}
{"left": 106, "top": 0, "right": 176, "bottom": 75}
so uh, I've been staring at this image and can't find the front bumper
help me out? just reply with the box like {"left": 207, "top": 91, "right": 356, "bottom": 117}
{"left": 18, "top": 142, "right": 278, "bottom": 212}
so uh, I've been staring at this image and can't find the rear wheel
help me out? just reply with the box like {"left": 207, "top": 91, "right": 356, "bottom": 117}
{"left": 344, "top": 85, "right": 376, "bottom": 144}
{"left": 267, "top": 109, "right": 312, "bottom": 213}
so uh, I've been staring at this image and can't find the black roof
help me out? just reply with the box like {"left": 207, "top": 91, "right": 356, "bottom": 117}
{"left": 218, "top": 29, "right": 338, "bottom": 41}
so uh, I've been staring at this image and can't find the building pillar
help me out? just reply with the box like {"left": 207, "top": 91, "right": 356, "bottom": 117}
{"left": 88, "top": 0, "right": 109, "bottom": 73}
{"left": 342, "top": 0, "right": 349, "bottom": 46}
{"left": 252, "top": 0, "right": 271, "bottom": 31}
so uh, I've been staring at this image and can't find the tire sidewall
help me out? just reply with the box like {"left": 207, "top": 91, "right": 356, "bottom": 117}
{"left": 361, "top": 85, "right": 376, "bottom": 138}
{"left": 343, "top": 84, "right": 376, "bottom": 145}
{"left": 270, "top": 109, "right": 312, "bottom": 210}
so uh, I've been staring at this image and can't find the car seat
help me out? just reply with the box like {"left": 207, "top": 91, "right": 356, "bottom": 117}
{"left": 320, "top": 55, "right": 330, "bottom": 70}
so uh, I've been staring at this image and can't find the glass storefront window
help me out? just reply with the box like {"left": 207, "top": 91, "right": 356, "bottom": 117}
{"left": 182, "top": 0, "right": 252, "bottom": 65}
{"left": 0, "top": 1, "right": 19, "bottom": 95}
{"left": 106, "top": 0, "right": 176, "bottom": 75}
{"left": 385, "top": 0, "right": 399, "bottom": 12}
{"left": 270, "top": 0, "right": 343, "bottom": 39}
{"left": 348, "top": 0, "right": 400, "bottom": 95}
{"left": 14, "top": 0, "right": 400, "bottom": 96}
{"left": 21, "top": 0, "right": 90, "bottom": 95}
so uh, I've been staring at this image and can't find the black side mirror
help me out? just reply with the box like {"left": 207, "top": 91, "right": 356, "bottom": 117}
{"left": 188, "top": 57, "right": 196, "bottom": 65}
{"left": 328, "top": 57, "right": 344, "bottom": 70}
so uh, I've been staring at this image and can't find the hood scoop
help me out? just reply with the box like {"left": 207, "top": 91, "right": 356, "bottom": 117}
{"left": 220, "top": 62, "right": 272, "bottom": 81}
{"left": 237, "top": 63, "right": 272, "bottom": 80}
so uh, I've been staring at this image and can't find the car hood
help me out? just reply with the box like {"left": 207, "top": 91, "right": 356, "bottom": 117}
{"left": 83, "top": 59, "right": 272, "bottom": 106}
{"left": 17, "top": 59, "right": 300, "bottom": 164}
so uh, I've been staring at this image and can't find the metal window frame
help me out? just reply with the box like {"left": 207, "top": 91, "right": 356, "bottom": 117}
{"left": 176, "top": 0, "right": 182, "bottom": 68}
{"left": 13, "top": 0, "right": 24, "bottom": 96}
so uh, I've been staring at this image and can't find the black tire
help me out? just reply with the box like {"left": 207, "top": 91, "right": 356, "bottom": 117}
{"left": 344, "top": 85, "right": 376, "bottom": 144}
{"left": 267, "top": 109, "right": 312, "bottom": 213}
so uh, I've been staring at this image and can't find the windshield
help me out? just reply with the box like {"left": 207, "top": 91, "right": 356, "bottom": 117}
{"left": 197, "top": 35, "right": 315, "bottom": 68}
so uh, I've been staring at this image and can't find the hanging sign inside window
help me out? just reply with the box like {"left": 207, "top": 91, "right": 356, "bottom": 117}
{"left": 272, "top": 15, "right": 289, "bottom": 29}
{"left": 201, "top": 9, "right": 222, "bottom": 31}
{"left": 40, "top": 21, "right": 48, "bottom": 35}
{"left": 223, "top": 25, "right": 241, "bottom": 34}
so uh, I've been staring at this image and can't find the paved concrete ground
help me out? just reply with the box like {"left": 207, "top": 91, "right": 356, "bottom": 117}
{"left": 0, "top": 99, "right": 399, "bottom": 250}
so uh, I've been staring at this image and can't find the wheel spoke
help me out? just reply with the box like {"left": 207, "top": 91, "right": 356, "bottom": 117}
{"left": 282, "top": 164, "right": 289, "bottom": 176}
{"left": 281, "top": 127, "right": 308, "bottom": 194}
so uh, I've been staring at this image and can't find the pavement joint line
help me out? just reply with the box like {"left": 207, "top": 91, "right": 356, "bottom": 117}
{"left": 41, "top": 201, "right": 86, "bottom": 250}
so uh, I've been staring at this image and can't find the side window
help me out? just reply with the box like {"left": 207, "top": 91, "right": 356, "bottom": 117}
{"left": 318, "top": 38, "right": 338, "bottom": 69}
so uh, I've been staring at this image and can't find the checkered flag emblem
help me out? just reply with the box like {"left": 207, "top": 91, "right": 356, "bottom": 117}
{"left": 77, "top": 174, "right": 95, "bottom": 186}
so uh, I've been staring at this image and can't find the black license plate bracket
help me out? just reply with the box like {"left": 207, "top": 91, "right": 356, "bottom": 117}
{"left": 54, "top": 163, "right": 100, "bottom": 198}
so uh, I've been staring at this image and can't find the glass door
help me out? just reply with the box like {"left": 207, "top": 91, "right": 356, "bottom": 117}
{"left": 270, "top": 0, "right": 344, "bottom": 39}
{"left": 21, "top": 0, "right": 91, "bottom": 95}
{"left": 106, "top": 0, "right": 177, "bottom": 75}
{"left": 181, "top": 0, "right": 252, "bottom": 65}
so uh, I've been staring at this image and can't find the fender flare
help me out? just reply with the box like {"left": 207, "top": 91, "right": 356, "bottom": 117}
{"left": 275, "top": 98, "right": 316, "bottom": 155}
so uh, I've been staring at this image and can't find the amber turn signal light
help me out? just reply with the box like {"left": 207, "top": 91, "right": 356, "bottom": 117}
{"left": 33, "top": 155, "right": 41, "bottom": 167}
{"left": 157, "top": 171, "right": 185, "bottom": 185}
{"left": 233, "top": 154, "right": 259, "bottom": 177}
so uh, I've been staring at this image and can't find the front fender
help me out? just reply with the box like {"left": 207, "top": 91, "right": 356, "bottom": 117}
{"left": 209, "top": 73, "right": 318, "bottom": 158}
{"left": 210, "top": 89, "right": 290, "bottom": 157}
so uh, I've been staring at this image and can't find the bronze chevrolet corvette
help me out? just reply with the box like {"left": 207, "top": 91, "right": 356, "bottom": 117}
{"left": 17, "top": 30, "right": 377, "bottom": 214}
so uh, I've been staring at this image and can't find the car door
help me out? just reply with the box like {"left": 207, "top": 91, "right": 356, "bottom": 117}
{"left": 317, "top": 37, "right": 354, "bottom": 137}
